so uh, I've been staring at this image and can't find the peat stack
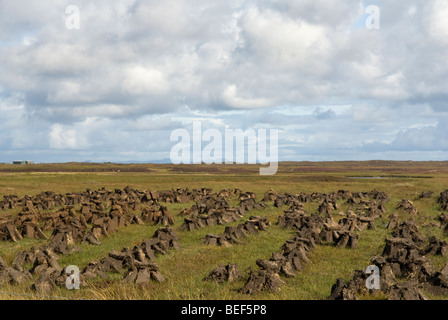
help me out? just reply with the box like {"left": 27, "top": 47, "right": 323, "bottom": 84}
{"left": 392, "top": 220, "right": 425, "bottom": 247}
{"left": 0, "top": 221, "right": 23, "bottom": 242}
{"left": 204, "top": 263, "right": 242, "bottom": 283}
{"left": 239, "top": 269, "right": 285, "bottom": 295}
{"left": 438, "top": 190, "right": 448, "bottom": 211}
{"left": 0, "top": 256, "right": 32, "bottom": 285}
{"left": 424, "top": 236, "right": 448, "bottom": 257}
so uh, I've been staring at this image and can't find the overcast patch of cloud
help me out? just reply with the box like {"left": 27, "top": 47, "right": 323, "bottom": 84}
{"left": 0, "top": 0, "right": 447, "bottom": 162}
{"left": 362, "top": 118, "right": 448, "bottom": 153}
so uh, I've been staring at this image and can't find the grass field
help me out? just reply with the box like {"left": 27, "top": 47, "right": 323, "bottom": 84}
{"left": 0, "top": 161, "right": 447, "bottom": 300}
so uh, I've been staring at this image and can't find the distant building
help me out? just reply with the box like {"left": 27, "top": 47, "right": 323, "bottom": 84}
{"left": 13, "top": 160, "right": 33, "bottom": 165}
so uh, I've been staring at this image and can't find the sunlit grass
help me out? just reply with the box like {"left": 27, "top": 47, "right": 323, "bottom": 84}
{"left": 0, "top": 162, "right": 447, "bottom": 300}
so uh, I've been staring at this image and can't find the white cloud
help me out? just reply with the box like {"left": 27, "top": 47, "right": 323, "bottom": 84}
{"left": 222, "top": 84, "right": 271, "bottom": 109}
{"left": 123, "top": 65, "right": 169, "bottom": 95}
{"left": 0, "top": 0, "right": 447, "bottom": 162}
{"left": 241, "top": 6, "right": 331, "bottom": 74}
{"left": 427, "top": 0, "right": 448, "bottom": 45}
{"left": 49, "top": 124, "right": 78, "bottom": 149}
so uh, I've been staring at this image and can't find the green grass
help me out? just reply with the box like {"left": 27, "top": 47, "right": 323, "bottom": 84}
{"left": 0, "top": 161, "right": 447, "bottom": 300}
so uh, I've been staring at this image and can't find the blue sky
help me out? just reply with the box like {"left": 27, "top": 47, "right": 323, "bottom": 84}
{"left": 0, "top": 0, "right": 447, "bottom": 163}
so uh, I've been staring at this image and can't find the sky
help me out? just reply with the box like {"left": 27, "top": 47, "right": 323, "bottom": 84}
{"left": 0, "top": 0, "right": 447, "bottom": 163}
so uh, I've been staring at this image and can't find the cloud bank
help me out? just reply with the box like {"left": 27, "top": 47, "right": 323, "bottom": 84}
{"left": 0, "top": 0, "right": 447, "bottom": 162}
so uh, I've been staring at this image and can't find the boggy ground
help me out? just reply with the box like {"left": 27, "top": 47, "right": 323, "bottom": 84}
{"left": 0, "top": 161, "right": 447, "bottom": 300}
